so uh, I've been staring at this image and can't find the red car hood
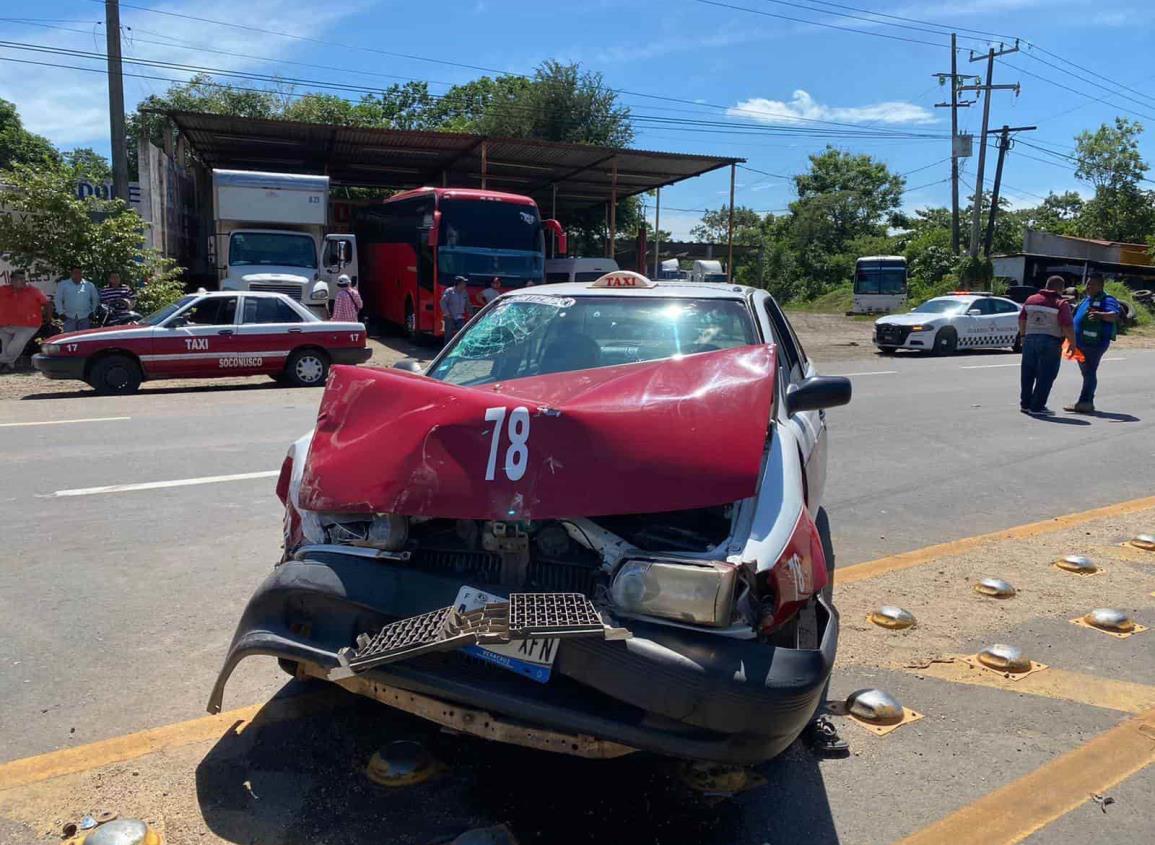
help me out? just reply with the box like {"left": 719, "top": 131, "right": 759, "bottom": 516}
{"left": 299, "top": 344, "right": 776, "bottom": 520}
{"left": 48, "top": 324, "right": 142, "bottom": 342}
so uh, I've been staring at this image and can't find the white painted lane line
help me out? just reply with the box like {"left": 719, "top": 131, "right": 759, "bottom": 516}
{"left": 828, "top": 370, "right": 898, "bottom": 377}
{"left": 960, "top": 363, "right": 1019, "bottom": 369}
{"left": 50, "top": 470, "right": 279, "bottom": 498}
{"left": 1105, "top": 356, "right": 1127, "bottom": 361}
{"left": 0, "top": 416, "right": 131, "bottom": 429}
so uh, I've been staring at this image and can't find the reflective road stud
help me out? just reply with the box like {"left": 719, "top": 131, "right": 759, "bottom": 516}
{"left": 831, "top": 689, "right": 924, "bottom": 736}
{"left": 1129, "top": 534, "right": 1155, "bottom": 551}
{"left": 1054, "top": 554, "right": 1101, "bottom": 575}
{"left": 974, "top": 577, "right": 1016, "bottom": 598}
{"left": 1070, "top": 608, "right": 1149, "bottom": 639}
{"left": 963, "top": 644, "right": 1048, "bottom": 681}
{"left": 366, "top": 740, "right": 440, "bottom": 787}
{"left": 868, "top": 605, "right": 916, "bottom": 629}
{"left": 78, "top": 819, "right": 162, "bottom": 845}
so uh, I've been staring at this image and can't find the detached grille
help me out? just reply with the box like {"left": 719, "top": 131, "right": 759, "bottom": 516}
{"left": 250, "top": 282, "right": 303, "bottom": 300}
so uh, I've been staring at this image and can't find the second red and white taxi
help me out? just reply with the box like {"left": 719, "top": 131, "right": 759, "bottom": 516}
{"left": 33, "top": 291, "right": 371, "bottom": 394}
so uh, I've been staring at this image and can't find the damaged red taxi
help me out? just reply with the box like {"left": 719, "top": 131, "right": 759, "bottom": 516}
{"left": 210, "top": 271, "right": 851, "bottom": 763}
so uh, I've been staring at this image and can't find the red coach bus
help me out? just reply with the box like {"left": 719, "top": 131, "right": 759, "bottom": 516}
{"left": 355, "top": 188, "right": 566, "bottom": 337}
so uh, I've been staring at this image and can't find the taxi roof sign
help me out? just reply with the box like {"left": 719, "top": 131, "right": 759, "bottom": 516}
{"left": 589, "top": 270, "right": 657, "bottom": 289}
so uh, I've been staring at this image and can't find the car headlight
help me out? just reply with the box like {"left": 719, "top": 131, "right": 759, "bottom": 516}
{"left": 310, "top": 288, "right": 329, "bottom": 300}
{"left": 40, "top": 343, "right": 60, "bottom": 354}
{"left": 610, "top": 559, "right": 738, "bottom": 627}
{"left": 909, "top": 324, "right": 935, "bottom": 332}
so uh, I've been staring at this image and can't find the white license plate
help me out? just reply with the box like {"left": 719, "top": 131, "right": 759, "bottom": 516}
{"left": 453, "top": 586, "right": 558, "bottom": 683}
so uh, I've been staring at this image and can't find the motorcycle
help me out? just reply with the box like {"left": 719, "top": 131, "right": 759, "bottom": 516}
{"left": 93, "top": 299, "right": 143, "bottom": 328}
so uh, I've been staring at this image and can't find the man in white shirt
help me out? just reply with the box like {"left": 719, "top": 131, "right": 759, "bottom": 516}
{"left": 480, "top": 277, "right": 501, "bottom": 306}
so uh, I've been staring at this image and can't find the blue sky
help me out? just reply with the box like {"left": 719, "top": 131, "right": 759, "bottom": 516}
{"left": 2, "top": 0, "right": 1152, "bottom": 237}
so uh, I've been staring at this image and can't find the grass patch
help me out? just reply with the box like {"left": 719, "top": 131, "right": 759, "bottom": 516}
{"left": 795, "top": 285, "right": 853, "bottom": 313}
{"left": 1106, "top": 282, "right": 1150, "bottom": 331}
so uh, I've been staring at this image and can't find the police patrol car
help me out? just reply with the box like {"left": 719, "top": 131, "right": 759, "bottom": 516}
{"left": 33, "top": 290, "right": 370, "bottom": 394}
{"left": 873, "top": 293, "right": 1022, "bottom": 355}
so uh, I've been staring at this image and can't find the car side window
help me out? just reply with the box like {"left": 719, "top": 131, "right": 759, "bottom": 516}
{"left": 763, "top": 298, "right": 801, "bottom": 375}
{"left": 994, "top": 299, "right": 1019, "bottom": 314}
{"left": 970, "top": 299, "right": 996, "bottom": 315}
{"left": 184, "top": 296, "right": 237, "bottom": 326}
{"left": 242, "top": 298, "right": 304, "bottom": 324}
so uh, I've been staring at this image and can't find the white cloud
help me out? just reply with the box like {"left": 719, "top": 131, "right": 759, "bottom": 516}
{"left": 591, "top": 25, "right": 774, "bottom": 64}
{"left": 0, "top": 0, "right": 364, "bottom": 149}
{"left": 728, "top": 90, "right": 936, "bottom": 126}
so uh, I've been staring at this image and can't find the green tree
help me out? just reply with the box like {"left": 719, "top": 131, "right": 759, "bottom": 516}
{"left": 1020, "top": 191, "right": 1084, "bottom": 236}
{"left": 477, "top": 61, "right": 632, "bottom": 146}
{"left": 787, "top": 147, "right": 904, "bottom": 294}
{"left": 690, "top": 205, "right": 763, "bottom": 245}
{"left": 1073, "top": 117, "right": 1155, "bottom": 242}
{"left": 0, "top": 161, "right": 181, "bottom": 299}
{"left": 63, "top": 147, "right": 112, "bottom": 183}
{"left": 0, "top": 98, "right": 58, "bottom": 170}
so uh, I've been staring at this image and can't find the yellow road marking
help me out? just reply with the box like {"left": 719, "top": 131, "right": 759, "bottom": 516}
{"left": 0, "top": 690, "right": 342, "bottom": 793}
{"left": 896, "top": 707, "right": 1155, "bottom": 845}
{"left": 907, "top": 658, "right": 1155, "bottom": 714}
{"left": 839, "top": 494, "right": 1155, "bottom": 585}
{"left": 1099, "top": 544, "right": 1155, "bottom": 564}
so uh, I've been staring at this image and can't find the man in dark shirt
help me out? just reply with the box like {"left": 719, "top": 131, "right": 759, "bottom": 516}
{"left": 1064, "top": 276, "right": 1120, "bottom": 414}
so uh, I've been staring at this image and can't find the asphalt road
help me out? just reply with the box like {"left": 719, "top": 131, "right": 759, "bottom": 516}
{"left": 1, "top": 347, "right": 1153, "bottom": 844}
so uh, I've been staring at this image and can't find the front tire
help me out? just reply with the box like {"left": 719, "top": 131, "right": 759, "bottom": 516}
{"left": 284, "top": 348, "right": 330, "bottom": 387}
{"left": 87, "top": 354, "right": 142, "bottom": 395}
{"left": 933, "top": 327, "right": 958, "bottom": 356}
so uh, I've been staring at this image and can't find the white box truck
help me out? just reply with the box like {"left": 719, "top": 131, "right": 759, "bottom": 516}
{"left": 211, "top": 170, "right": 358, "bottom": 315}
{"left": 691, "top": 259, "right": 726, "bottom": 283}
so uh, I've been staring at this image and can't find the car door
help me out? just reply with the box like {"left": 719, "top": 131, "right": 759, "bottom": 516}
{"left": 963, "top": 297, "right": 999, "bottom": 347}
{"left": 148, "top": 295, "right": 239, "bottom": 378}
{"left": 235, "top": 295, "right": 305, "bottom": 375}
{"left": 991, "top": 298, "right": 1021, "bottom": 346}
{"left": 763, "top": 296, "right": 827, "bottom": 508}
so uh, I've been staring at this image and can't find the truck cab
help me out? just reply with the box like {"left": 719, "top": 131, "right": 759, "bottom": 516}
{"left": 691, "top": 260, "right": 727, "bottom": 283}
{"left": 212, "top": 170, "right": 358, "bottom": 317}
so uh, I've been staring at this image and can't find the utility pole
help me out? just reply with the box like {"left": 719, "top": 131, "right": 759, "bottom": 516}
{"left": 983, "top": 124, "right": 1036, "bottom": 256}
{"left": 105, "top": 0, "right": 130, "bottom": 203}
{"left": 960, "top": 41, "right": 1020, "bottom": 258}
{"left": 934, "top": 35, "right": 975, "bottom": 255}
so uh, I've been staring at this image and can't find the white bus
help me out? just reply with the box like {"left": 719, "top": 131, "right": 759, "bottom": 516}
{"left": 851, "top": 255, "right": 907, "bottom": 314}
{"left": 543, "top": 257, "right": 619, "bottom": 284}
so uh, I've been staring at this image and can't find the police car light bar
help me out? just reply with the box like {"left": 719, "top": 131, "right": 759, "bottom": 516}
{"left": 589, "top": 271, "right": 657, "bottom": 289}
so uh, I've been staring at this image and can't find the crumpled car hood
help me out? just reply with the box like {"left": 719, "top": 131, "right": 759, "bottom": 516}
{"left": 299, "top": 344, "right": 776, "bottom": 521}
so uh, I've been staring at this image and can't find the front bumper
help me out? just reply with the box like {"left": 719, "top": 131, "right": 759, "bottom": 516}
{"left": 874, "top": 325, "right": 934, "bottom": 350}
{"left": 31, "top": 354, "right": 87, "bottom": 380}
{"left": 209, "top": 551, "right": 838, "bottom": 764}
{"left": 330, "top": 347, "right": 373, "bottom": 366}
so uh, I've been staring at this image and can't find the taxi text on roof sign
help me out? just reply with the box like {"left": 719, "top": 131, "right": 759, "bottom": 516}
{"left": 589, "top": 271, "right": 656, "bottom": 289}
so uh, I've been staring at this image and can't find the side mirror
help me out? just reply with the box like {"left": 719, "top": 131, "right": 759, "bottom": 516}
{"left": 967, "top": 308, "right": 982, "bottom": 316}
{"left": 337, "top": 240, "right": 349, "bottom": 266}
{"left": 786, "top": 376, "right": 852, "bottom": 416}
{"left": 167, "top": 316, "right": 188, "bottom": 328}
{"left": 427, "top": 210, "right": 442, "bottom": 248}
{"left": 544, "top": 219, "right": 567, "bottom": 255}
{"left": 392, "top": 358, "right": 424, "bottom": 374}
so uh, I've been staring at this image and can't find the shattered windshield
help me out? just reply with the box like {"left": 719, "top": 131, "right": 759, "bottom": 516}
{"left": 428, "top": 295, "right": 758, "bottom": 386}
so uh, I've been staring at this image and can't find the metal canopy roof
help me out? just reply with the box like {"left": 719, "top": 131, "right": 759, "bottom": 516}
{"left": 160, "top": 110, "right": 743, "bottom": 218}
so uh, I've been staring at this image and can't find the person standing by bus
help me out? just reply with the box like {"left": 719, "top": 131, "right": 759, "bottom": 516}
{"left": 1018, "top": 275, "right": 1076, "bottom": 416}
{"left": 330, "top": 275, "right": 362, "bottom": 322}
{"left": 1064, "top": 276, "right": 1120, "bottom": 414}
{"left": 480, "top": 277, "right": 501, "bottom": 306}
{"left": 441, "top": 277, "right": 471, "bottom": 339}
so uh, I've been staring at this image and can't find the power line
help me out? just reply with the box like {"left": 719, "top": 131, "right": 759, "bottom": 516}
{"left": 1004, "top": 61, "right": 1155, "bottom": 124}
{"left": 753, "top": 0, "right": 990, "bottom": 43}
{"left": 776, "top": 0, "right": 1018, "bottom": 41}
{"left": 694, "top": 0, "right": 951, "bottom": 48}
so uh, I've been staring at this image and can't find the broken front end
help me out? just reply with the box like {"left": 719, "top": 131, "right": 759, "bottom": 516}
{"left": 209, "top": 348, "right": 838, "bottom": 763}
